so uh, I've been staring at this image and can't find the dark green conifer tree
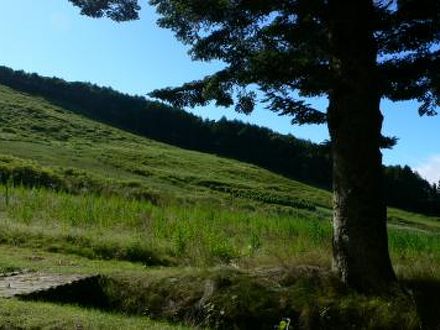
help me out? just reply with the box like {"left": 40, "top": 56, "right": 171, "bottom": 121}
{"left": 70, "top": 0, "right": 440, "bottom": 292}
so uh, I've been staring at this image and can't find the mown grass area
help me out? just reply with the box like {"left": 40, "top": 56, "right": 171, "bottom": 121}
{"left": 0, "top": 299, "right": 189, "bottom": 329}
{"left": 1, "top": 84, "right": 440, "bottom": 328}
{"left": 0, "top": 245, "right": 188, "bottom": 329}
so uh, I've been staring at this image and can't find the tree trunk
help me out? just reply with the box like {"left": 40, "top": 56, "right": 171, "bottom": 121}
{"left": 327, "top": 0, "right": 396, "bottom": 292}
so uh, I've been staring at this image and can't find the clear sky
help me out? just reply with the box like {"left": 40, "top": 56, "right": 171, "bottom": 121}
{"left": 0, "top": 1, "right": 439, "bottom": 183}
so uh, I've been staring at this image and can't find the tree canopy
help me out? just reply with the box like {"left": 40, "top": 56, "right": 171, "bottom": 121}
{"left": 160, "top": 0, "right": 439, "bottom": 112}
{"left": 69, "top": 0, "right": 140, "bottom": 21}
{"left": 69, "top": 0, "right": 440, "bottom": 124}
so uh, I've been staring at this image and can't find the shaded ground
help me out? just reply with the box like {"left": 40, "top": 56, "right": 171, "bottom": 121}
{"left": 406, "top": 279, "right": 440, "bottom": 330}
{"left": 0, "top": 246, "right": 437, "bottom": 329}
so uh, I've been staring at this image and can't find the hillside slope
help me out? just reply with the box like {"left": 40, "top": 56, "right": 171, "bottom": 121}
{"left": 0, "top": 83, "right": 438, "bottom": 232}
{"left": 0, "top": 84, "right": 329, "bottom": 209}
{"left": 0, "top": 65, "right": 332, "bottom": 188}
{"left": 1, "top": 66, "right": 438, "bottom": 215}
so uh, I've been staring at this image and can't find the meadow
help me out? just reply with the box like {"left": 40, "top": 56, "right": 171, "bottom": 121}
{"left": 0, "top": 84, "right": 440, "bottom": 328}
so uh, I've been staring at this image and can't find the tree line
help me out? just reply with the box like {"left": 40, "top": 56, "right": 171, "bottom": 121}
{"left": 0, "top": 65, "right": 438, "bottom": 215}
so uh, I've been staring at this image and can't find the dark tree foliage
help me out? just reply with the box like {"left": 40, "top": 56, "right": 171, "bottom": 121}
{"left": 68, "top": 0, "right": 140, "bottom": 21}
{"left": 67, "top": 0, "right": 440, "bottom": 118}
{"left": 144, "top": 0, "right": 440, "bottom": 118}
{"left": 69, "top": 0, "right": 440, "bottom": 291}
{"left": 384, "top": 165, "right": 440, "bottom": 215}
{"left": 1, "top": 66, "right": 438, "bottom": 216}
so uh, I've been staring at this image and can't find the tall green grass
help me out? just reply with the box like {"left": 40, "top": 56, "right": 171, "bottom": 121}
{"left": 1, "top": 184, "right": 439, "bottom": 278}
{"left": 0, "top": 184, "right": 330, "bottom": 266}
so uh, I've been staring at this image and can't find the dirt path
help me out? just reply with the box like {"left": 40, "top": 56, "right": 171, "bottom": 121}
{"left": 0, "top": 272, "right": 98, "bottom": 298}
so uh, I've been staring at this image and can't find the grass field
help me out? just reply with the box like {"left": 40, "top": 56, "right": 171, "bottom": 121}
{"left": 0, "top": 84, "right": 440, "bottom": 328}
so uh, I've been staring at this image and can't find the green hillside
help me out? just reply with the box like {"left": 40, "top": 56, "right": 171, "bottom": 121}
{"left": 1, "top": 65, "right": 438, "bottom": 216}
{"left": 0, "top": 84, "right": 331, "bottom": 209}
{"left": 1, "top": 84, "right": 440, "bottom": 328}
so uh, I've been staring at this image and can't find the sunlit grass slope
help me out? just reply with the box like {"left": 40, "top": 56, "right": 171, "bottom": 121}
{"left": 0, "top": 84, "right": 329, "bottom": 208}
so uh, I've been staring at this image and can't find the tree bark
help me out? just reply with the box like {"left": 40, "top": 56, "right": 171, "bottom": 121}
{"left": 327, "top": 0, "right": 396, "bottom": 292}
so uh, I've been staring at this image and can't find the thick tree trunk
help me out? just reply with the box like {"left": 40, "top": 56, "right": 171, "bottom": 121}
{"left": 327, "top": 0, "right": 396, "bottom": 292}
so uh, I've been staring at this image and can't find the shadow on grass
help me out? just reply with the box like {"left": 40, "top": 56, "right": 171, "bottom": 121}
{"left": 20, "top": 267, "right": 425, "bottom": 329}
{"left": 404, "top": 279, "right": 440, "bottom": 329}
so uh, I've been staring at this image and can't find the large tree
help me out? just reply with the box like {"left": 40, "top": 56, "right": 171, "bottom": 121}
{"left": 70, "top": 0, "right": 440, "bottom": 292}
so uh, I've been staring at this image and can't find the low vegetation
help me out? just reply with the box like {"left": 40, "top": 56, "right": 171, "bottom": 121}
{"left": 0, "top": 299, "right": 189, "bottom": 330}
{"left": 0, "top": 83, "right": 439, "bottom": 328}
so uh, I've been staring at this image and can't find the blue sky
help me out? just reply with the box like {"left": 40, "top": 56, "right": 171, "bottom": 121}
{"left": 0, "top": 1, "right": 439, "bottom": 183}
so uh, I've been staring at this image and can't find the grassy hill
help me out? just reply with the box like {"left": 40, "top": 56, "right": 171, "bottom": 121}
{"left": 0, "top": 83, "right": 440, "bottom": 328}
{"left": 0, "top": 84, "right": 328, "bottom": 207}
{"left": 2, "top": 65, "right": 438, "bottom": 216}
